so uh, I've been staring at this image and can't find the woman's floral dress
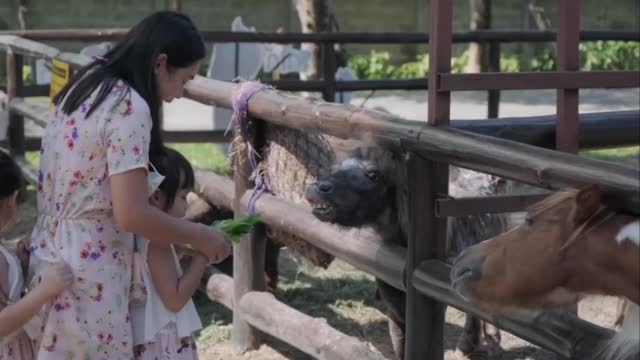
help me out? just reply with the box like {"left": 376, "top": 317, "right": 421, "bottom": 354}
{"left": 26, "top": 80, "right": 151, "bottom": 359}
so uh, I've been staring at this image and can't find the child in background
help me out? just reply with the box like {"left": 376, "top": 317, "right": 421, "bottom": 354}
{"left": 0, "top": 151, "right": 73, "bottom": 360}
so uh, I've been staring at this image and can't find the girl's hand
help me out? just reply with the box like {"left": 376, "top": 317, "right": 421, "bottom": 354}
{"left": 174, "top": 245, "right": 201, "bottom": 260}
{"left": 16, "top": 236, "right": 30, "bottom": 273}
{"left": 196, "top": 224, "right": 232, "bottom": 264}
{"left": 39, "top": 262, "right": 74, "bottom": 299}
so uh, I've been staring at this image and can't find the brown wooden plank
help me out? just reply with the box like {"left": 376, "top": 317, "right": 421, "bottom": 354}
{"left": 435, "top": 193, "right": 551, "bottom": 217}
{"left": 238, "top": 292, "right": 389, "bottom": 360}
{"left": 556, "top": 0, "right": 581, "bottom": 153}
{"left": 439, "top": 71, "right": 640, "bottom": 91}
{"left": 412, "top": 260, "right": 615, "bottom": 359}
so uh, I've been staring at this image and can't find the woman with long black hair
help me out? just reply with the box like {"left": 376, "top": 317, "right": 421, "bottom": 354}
{"left": 26, "top": 11, "right": 231, "bottom": 359}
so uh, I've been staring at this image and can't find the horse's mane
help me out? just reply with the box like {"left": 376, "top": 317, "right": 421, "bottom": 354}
{"left": 525, "top": 189, "right": 580, "bottom": 218}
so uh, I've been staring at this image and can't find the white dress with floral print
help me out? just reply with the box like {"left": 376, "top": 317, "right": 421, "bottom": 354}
{"left": 27, "top": 80, "right": 150, "bottom": 360}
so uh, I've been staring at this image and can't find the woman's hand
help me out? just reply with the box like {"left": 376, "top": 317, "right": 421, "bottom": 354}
{"left": 195, "top": 224, "right": 232, "bottom": 264}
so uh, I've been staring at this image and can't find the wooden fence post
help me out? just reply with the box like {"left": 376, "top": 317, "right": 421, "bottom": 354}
{"left": 404, "top": 151, "right": 449, "bottom": 360}
{"left": 487, "top": 42, "right": 501, "bottom": 118}
{"left": 556, "top": 0, "right": 581, "bottom": 153}
{"left": 322, "top": 42, "right": 336, "bottom": 102}
{"left": 6, "top": 51, "right": 25, "bottom": 156}
{"left": 404, "top": 1, "right": 453, "bottom": 359}
{"left": 231, "top": 117, "right": 267, "bottom": 353}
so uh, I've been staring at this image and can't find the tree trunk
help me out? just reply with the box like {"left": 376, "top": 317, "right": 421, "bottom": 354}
{"left": 466, "top": 0, "right": 491, "bottom": 73}
{"left": 295, "top": 0, "right": 335, "bottom": 80}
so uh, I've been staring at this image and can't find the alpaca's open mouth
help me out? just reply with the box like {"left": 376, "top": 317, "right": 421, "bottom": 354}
{"left": 305, "top": 187, "right": 335, "bottom": 220}
{"left": 310, "top": 202, "right": 337, "bottom": 222}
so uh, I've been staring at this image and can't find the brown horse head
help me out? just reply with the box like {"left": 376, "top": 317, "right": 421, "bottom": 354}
{"left": 451, "top": 184, "right": 640, "bottom": 309}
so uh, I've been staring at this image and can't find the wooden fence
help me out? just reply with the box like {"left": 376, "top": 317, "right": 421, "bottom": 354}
{"left": 1, "top": 25, "right": 639, "bottom": 119}
{"left": 1, "top": 3, "right": 640, "bottom": 358}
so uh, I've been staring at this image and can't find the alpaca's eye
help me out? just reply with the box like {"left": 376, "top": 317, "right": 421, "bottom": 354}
{"left": 366, "top": 170, "right": 379, "bottom": 182}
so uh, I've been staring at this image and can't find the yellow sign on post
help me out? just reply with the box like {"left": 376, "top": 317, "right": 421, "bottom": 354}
{"left": 49, "top": 59, "right": 70, "bottom": 112}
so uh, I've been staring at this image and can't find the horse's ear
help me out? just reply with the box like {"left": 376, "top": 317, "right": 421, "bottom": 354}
{"left": 573, "top": 184, "right": 602, "bottom": 222}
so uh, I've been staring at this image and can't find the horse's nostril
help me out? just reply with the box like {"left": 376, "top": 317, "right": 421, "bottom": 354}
{"left": 452, "top": 254, "right": 486, "bottom": 282}
{"left": 318, "top": 181, "right": 333, "bottom": 193}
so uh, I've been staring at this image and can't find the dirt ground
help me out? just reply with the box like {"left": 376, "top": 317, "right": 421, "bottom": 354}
{"left": 2, "top": 155, "right": 636, "bottom": 360}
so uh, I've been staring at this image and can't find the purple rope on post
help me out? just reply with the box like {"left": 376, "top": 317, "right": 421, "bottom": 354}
{"left": 231, "top": 81, "right": 273, "bottom": 214}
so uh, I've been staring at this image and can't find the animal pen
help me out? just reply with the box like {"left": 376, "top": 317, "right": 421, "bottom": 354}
{"left": 1, "top": 0, "right": 639, "bottom": 358}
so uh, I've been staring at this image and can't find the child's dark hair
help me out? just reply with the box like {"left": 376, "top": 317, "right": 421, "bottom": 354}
{"left": 53, "top": 11, "right": 205, "bottom": 157}
{"left": 150, "top": 147, "right": 194, "bottom": 211}
{"left": 0, "top": 150, "right": 23, "bottom": 199}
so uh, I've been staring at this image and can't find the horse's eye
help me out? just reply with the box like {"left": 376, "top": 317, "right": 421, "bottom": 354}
{"left": 366, "top": 170, "right": 379, "bottom": 182}
{"left": 525, "top": 217, "right": 534, "bottom": 226}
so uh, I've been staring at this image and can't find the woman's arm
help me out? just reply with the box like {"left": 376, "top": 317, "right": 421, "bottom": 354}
{"left": 110, "top": 168, "right": 231, "bottom": 263}
{"left": 147, "top": 242, "right": 208, "bottom": 312}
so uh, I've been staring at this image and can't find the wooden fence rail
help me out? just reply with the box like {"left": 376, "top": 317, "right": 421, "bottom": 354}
{"left": 185, "top": 77, "right": 640, "bottom": 215}
{"left": 1, "top": 28, "right": 638, "bottom": 43}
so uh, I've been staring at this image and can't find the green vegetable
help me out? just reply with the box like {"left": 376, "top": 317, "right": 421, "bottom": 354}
{"left": 211, "top": 213, "right": 262, "bottom": 244}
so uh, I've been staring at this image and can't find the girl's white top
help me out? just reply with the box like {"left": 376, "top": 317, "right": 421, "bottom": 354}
{"left": 0, "top": 244, "right": 23, "bottom": 303}
{"left": 0, "top": 244, "right": 25, "bottom": 345}
{"left": 130, "top": 237, "right": 202, "bottom": 345}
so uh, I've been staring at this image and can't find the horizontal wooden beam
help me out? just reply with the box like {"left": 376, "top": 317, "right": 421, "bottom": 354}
{"left": 439, "top": 71, "right": 640, "bottom": 91}
{"left": 185, "top": 76, "right": 640, "bottom": 214}
{"left": 8, "top": 104, "right": 639, "bottom": 151}
{"left": 194, "top": 169, "right": 406, "bottom": 291}
{"left": 0, "top": 149, "right": 38, "bottom": 185}
{"left": 0, "top": 35, "right": 91, "bottom": 68}
{"left": 203, "top": 267, "right": 388, "bottom": 360}
{"left": 453, "top": 110, "right": 640, "bottom": 149}
{"left": 436, "top": 193, "right": 550, "bottom": 217}
{"left": 412, "top": 260, "right": 615, "bottom": 359}
{"left": 239, "top": 292, "right": 388, "bottom": 360}
{"left": 9, "top": 98, "right": 49, "bottom": 128}
{"left": 164, "top": 130, "right": 230, "bottom": 143}
{"left": 0, "top": 28, "right": 638, "bottom": 44}
{"left": 265, "top": 79, "right": 429, "bottom": 92}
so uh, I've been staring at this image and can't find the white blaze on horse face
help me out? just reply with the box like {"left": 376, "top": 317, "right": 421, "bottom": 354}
{"left": 616, "top": 220, "right": 640, "bottom": 247}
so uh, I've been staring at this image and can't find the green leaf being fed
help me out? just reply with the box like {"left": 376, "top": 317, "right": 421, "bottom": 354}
{"left": 211, "top": 213, "right": 261, "bottom": 244}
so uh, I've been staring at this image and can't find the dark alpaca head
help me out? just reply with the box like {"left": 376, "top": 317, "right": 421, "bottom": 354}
{"left": 305, "top": 143, "right": 398, "bottom": 227}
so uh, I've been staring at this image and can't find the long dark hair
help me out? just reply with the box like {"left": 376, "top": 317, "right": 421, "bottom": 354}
{"left": 0, "top": 150, "right": 23, "bottom": 199}
{"left": 150, "top": 147, "right": 195, "bottom": 211}
{"left": 53, "top": 11, "right": 205, "bottom": 156}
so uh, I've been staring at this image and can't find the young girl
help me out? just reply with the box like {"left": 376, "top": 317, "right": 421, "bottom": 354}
{"left": 27, "top": 11, "right": 231, "bottom": 359}
{"left": 131, "top": 147, "right": 205, "bottom": 359}
{"left": 0, "top": 151, "right": 73, "bottom": 359}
